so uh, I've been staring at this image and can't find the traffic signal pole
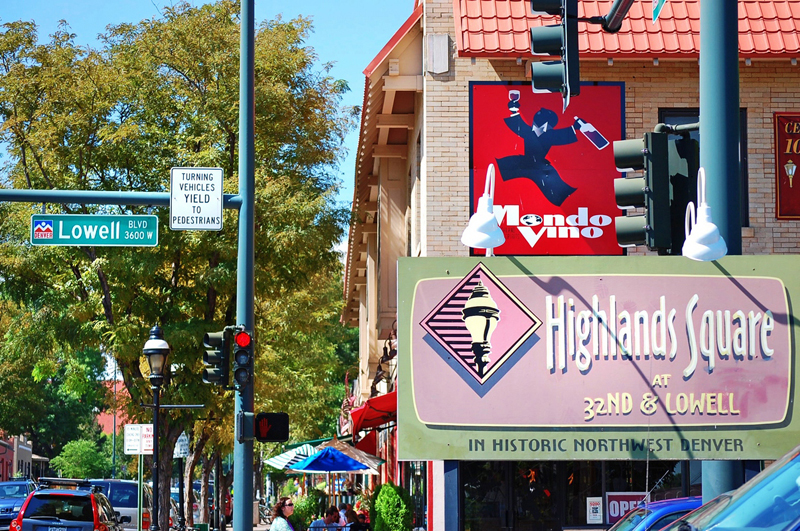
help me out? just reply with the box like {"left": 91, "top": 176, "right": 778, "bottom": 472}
{"left": 234, "top": 2, "right": 255, "bottom": 531}
{"left": 699, "top": 0, "right": 743, "bottom": 501}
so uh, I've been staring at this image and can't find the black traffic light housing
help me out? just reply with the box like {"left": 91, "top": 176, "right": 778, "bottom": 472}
{"left": 667, "top": 135, "right": 699, "bottom": 254}
{"left": 203, "top": 329, "right": 231, "bottom": 386}
{"left": 232, "top": 329, "right": 254, "bottom": 387}
{"left": 613, "top": 131, "right": 670, "bottom": 251}
{"left": 529, "top": 0, "right": 580, "bottom": 105}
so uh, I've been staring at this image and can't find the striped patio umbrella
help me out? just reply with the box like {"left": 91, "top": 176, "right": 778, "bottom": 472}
{"left": 264, "top": 443, "right": 316, "bottom": 470}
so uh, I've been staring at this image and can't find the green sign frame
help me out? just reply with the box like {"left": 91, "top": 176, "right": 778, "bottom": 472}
{"left": 398, "top": 255, "right": 800, "bottom": 461}
{"left": 31, "top": 214, "right": 159, "bottom": 247}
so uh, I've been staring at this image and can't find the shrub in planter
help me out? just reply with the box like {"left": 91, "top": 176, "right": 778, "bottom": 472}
{"left": 288, "top": 488, "right": 326, "bottom": 531}
{"left": 371, "top": 482, "right": 414, "bottom": 531}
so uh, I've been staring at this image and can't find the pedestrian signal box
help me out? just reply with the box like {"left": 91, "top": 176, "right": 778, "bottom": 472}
{"left": 255, "top": 412, "right": 290, "bottom": 442}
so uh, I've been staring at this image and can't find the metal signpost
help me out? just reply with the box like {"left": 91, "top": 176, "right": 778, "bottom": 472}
{"left": 31, "top": 214, "right": 158, "bottom": 247}
{"left": 124, "top": 423, "right": 154, "bottom": 531}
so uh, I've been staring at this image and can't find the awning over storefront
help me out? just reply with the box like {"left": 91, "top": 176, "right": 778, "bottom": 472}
{"left": 351, "top": 390, "right": 397, "bottom": 435}
{"left": 264, "top": 443, "right": 317, "bottom": 470}
{"left": 318, "top": 436, "right": 384, "bottom": 470}
{"left": 354, "top": 429, "right": 378, "bottom": 456}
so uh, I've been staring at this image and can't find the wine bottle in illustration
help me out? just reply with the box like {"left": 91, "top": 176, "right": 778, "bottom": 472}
{"left": 574, "top": 117, "right": 609, "bottom": 150}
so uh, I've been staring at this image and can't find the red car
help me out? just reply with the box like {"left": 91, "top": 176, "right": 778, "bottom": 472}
{"left": 11, "top": 478, "right": 131, "bottom": 531}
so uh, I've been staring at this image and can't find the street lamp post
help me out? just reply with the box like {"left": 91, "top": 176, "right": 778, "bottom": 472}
{"left": 143, "top": 325, "right": 171, "bottom": 531}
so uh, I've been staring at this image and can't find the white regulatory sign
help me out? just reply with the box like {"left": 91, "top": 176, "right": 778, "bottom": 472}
{"left": 170, "top": 167, "right": 224, "bottom": 231}
{"left": 124, "top": 423, "right": 154, "bottom": 455}
{"left": 173, "top": 432, "right": 190, "bottom": 458}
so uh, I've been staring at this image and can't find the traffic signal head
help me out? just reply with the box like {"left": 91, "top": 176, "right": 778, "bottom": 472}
{"left": 529, "top": 0, "right": 580, "bottom": 108}
{"left": 232, "top": 329, "right": 254, "bottom": 387}
{"left": 613, "top": 132, "right": 670, "bottom": 251}
{"left": 202, "top": 330, "right": 230, "bottom": 386}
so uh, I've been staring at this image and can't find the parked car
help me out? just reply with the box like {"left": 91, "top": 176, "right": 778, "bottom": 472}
{"left": 10, "top": 477, "right": 130, "bottom": 531}
{"left": 191, "top": 481, "right": 231, "bottom": 524}
{"left": 170, "top": 487, "right": 201, "bottom": 523}
{"left": 0, "top": 479, "right": 36, "bottom": 529}
{"left": 83, "top": 479, "right": 153, "bottom": 531}
{"left": 676, "top": 442, "right": 800, "bottom": 530}
{"left": 657, "top": 494, "right": 732, "bottom": 531}
{"left": 608, "top": 496, "right": 703, "bottom": 531}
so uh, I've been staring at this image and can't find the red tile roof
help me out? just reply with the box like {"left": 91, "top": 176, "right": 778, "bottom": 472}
{"left": 453, "top": 0, "right": 800, "bottom": 58}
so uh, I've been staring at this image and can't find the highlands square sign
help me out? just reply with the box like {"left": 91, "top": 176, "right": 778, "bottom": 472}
{"left": 397, "top": 256, "right": 800, "bottom": 461}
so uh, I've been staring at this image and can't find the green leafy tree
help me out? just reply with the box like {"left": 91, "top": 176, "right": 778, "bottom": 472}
{"left": 50, "top": 439, "right": 111, "bottom": 478}
{"left": 0, "top": 326, "right": 108, "bottom": 459}
{"left": 0, "top": 1, "right": 356, "bottom": 526}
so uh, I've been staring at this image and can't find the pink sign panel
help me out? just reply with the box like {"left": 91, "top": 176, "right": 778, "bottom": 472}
{"left": 411, "top": 263, "right": 790, "bottom": 428}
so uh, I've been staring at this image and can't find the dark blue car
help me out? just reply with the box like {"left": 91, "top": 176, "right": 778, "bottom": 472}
{"left": 608, "top": 497, "right": 704, "bottom": 531}
{"left": 0, "top": 480, "right": 36, "bottom": 529}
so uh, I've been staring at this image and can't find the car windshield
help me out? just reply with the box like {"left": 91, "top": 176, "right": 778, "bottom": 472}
{"left": 25, "top": 495, "right": 93, "bottom": 522}
{"left": 608, "top": 507, "right": 651, "bottom": 531}
{"left": 0, "top": 485, "right": 27, "bottom": 499}
{"left": 659, "top": 495, "right": 731, "bottom": 531}
{"left": 686, "top": 446, "right": 800, "bottom": 530}
{"left": 107, "top": 483, "right": 138, "bottom": 509}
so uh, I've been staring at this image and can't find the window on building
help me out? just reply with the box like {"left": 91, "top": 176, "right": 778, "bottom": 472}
{"left": 462, "top": 460, "right": 691, "bottom": 529}
{"left": 659, "top": 108, "right": 749, "bottom": 227}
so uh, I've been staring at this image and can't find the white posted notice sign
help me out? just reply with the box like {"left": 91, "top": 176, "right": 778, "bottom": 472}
{"left": 124, "top": 423, "right": 154, "bottom": 455}
{"left": 170, "top": 167, "right": 223, "bottom": 231}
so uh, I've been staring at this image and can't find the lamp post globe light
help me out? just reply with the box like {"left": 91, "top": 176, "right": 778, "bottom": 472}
{"left": 143, "top": 325, "right": 171, "bottom": 531}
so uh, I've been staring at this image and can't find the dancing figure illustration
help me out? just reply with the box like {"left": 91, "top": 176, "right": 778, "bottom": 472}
{"left": 495, "top": 91, "right": 580, "bottom": 206}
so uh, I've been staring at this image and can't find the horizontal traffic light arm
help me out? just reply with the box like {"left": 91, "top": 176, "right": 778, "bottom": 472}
{"left": 530, "top": 0, "right": 637, "bottom": 34}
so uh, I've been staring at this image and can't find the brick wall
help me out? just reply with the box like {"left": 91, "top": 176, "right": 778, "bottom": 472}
{"left": 423, "top": 0, "right": 800, "bottom": 256}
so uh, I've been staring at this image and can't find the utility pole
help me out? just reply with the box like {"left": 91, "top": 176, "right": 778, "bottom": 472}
{"left": 699, "top": 0, "right": 743, "bottom": 502}
{"left": 233, "top": 3, "right": 256, "bottom": 531}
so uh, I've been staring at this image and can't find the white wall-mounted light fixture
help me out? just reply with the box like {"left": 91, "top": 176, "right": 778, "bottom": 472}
{"left": 461, "top": 164, "right": 505, "bottom": 256}
{"left": 682, "top": 167, "right": 728, "bottom": 261}
{"left": 785, "top": 159, "right": 796, "bottom": 188}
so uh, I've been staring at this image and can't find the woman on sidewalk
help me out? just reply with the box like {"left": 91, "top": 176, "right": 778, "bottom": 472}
{"left": 270, "top": 497, "right": 295, "bottom": 531}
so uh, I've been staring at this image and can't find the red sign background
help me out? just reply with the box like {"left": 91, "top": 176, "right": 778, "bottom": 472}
{"left": 470, "top": 83, "right": 624, "bottom": 255}
{"left": 774, "top": 113, "right": 800, "bottom": 219}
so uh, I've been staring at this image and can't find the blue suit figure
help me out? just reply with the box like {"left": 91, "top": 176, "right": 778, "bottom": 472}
{"left": 496, "top": 102, "right": 579, "bottom": 207}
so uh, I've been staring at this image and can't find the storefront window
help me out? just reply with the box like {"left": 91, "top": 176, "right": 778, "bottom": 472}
{"left": 512, "top": 462, "right": 560, "bottom": 531}
{"left": 462, "top": 460, "right": 690, "bottom": 530}
{"left": 604, "top": 460, "right": 682, "bottom": 498}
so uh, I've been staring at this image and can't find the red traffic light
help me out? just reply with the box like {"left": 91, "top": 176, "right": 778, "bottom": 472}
{"left": 234, "top": 331, "right": 252, "bottom": 348}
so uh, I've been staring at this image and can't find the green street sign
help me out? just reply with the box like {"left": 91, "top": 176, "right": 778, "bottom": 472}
{"left": 31, "top": 214, "right": 159, "bottom": 247}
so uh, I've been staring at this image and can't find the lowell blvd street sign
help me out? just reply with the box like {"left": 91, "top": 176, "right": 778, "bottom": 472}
{"left": 31, "top": 214, "right": 158, "bottom": 247}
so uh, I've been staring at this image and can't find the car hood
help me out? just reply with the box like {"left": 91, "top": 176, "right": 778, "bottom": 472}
{"left": 0, "top": 498, "right": 24, "bottom": 508}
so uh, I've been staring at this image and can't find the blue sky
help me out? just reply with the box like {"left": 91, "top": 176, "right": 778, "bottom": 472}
{"left": 2, "top": 0, "right": 416, "bottom": 211}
